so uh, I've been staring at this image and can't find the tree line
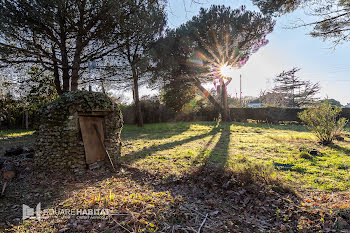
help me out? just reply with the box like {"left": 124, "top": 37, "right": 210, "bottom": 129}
{"left": 1, "top": 0, "right": 347, "bottom": 127}
{"left": 0, "top": 1, "right": 275, "bottom": 126}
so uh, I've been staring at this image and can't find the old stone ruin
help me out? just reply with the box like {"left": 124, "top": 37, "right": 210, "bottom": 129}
{"left": 34, "top": 91, "right": 123, "bottom": 173}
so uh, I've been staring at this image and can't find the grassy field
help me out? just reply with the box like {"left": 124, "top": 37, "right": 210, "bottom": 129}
{"left": 1, "top": 122, "right": 350, "bottom": 232}
{"left": 1, "top": 122, "right": 349, "bottom": 191}
{"left": 122, "top": 121, "right": 350, "bottom": 191}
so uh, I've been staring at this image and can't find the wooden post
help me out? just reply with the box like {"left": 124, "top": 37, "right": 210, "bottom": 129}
{"left": 221, "top": 78, "right": 229, "bottom": 121}
{"left": 94, "top": 124, "right": 116, "bottom": 171}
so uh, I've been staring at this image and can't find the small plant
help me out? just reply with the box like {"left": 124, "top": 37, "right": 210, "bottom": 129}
{"left": 94, "top": 193, "right": 101, "bottom": 202}
{"left": 237, "top": 162, "right": 279, "bottom": 185}
{"left": 298, "top": 102, "right": 348, "bottom": 144}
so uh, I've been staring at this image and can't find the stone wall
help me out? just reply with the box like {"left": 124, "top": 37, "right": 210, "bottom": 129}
{"left": 34, "top": 91, "right": 123, "bottom": 172}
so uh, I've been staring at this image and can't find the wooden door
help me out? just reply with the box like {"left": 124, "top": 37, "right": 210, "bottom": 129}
{"left": 79, "top": 116, "right": 106, "bottom": 164}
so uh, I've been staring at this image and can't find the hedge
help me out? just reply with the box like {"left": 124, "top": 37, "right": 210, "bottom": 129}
{"left": 230, "top": 107, "right": 350, "bottom": 123}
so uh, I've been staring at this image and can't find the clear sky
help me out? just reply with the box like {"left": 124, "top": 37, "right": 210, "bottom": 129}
{"left": 165, "top": 0, "right": 350, "bottom": 105}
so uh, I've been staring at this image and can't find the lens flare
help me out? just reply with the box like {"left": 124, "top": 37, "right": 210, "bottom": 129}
{"left": 220, "top": 64, "right": 234, "bottom": 78}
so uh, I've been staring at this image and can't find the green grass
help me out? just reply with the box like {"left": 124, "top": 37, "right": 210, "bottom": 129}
{"left": 121, "top": 121, "right": 350, "bottom": 191}
{"left": 1, "top": 123, "right": 349, "bottom": 191}
{"left": 2, "top": 123, "right": 350, "bottom": 232}
{"left": 0, "top": 129, "right": 35, "bottom": 138}
{"left": 0, "top": 129, "right": 35, "bottom": 156}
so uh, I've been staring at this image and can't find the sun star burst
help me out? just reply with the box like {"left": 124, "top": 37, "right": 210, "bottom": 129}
{"left": 219, "top": 64, "right": 234, "bottom": 78}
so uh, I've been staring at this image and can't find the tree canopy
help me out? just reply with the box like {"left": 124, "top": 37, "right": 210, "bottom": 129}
{"left": 320, "top": 98, "right": 342, "bottom": 107}
{"left": 253, "top": 0, "right": 350, "bottom": 45}
{"left": 0, "top": 0, "right": 153, "bottom": 94}
{"left": 152, "top": 5, "right": 275, "bottom": 119}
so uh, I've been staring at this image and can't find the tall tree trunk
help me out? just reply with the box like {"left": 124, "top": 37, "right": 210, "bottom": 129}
{"left": 53, "top": 63, "right": 62, "bottom": 95}
{"left": 132, "top": 67, "right": 143, "bottom": 127}
{"left": 71, "top": 3, "right": 84, "bottom": 91}
{"left": 101, "top": 79, "right": 106, "bottom": 94}
{"left": 61, "top": 52, "right": 70, "bottom": 92}
{"left": 220, "top": 79, "right": 230, "bottom": 121}
{"left": 52, "top": 46, "right": 63, "bottom": 95}
{"left": 25, "top": 110, "right": 29, "bottom": 129}
{"left": 71, "top": 66, "right": 80, "bottom": 91}
{"left": 58, "top": 12, "right": 70, "bottom": 92}
{"left": 71, "top": 60, "right": 80, "bottom": 91}
{"left": 194, "top": 79, "right": 225, "bottom": 117}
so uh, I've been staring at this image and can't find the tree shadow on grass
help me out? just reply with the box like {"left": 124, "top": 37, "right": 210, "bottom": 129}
{"left": 0, "top": 122, "right": 311, "bottom": 232}
{"left": 1, "top": 164, "right": 155, "bottom": 231}
{"left": 122, "top": 123, "right": 191, "bottom": 140}
{"left": 122, "top": 122, "right": 221, "bottom": 163}
{"left": 122, "top": 122, "right": 217, "bottom": 141}
{"left": 191, "top": 129, "right": 219, "bottom": 165}
{"left": 193, "top": 122, "right": 232, "bottom": 167}
{"left": 233, "top": 121, "right": 309, "bottom": 133}
{"left": 327, "top": 143, "right": 350, "bottom": 155}
{"left": 1, "top": 125, "right": 311, "bottom": 233}
{"left": 0, "top": 122, "right": 220, "bottom": 230}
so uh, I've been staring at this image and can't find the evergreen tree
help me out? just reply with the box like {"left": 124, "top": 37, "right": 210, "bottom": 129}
{"left": 273, "top": 68, "right": 320, "bottom": 107}
{"left": 152, "top": 5, "right": 274, "bottom": 120}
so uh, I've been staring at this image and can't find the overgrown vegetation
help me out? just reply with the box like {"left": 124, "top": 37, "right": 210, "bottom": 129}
{"left": 298, "top": 102, "right": 348, "bottom": 144}
{"left": 1, "top": 122, "right": 350, "bottom": 232}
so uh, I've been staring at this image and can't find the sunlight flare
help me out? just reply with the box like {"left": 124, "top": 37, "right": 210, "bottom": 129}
{"left": 220, "top": 64, "right": 235, "bottom": 78}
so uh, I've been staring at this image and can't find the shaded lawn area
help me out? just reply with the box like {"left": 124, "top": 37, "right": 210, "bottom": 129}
{"left": 1, "top": 122, "right": 350, "bottom": 232}
{"left": 0, "top": 130, "right": 35, "bottom": 156}
{"left": 122, "top": 121, "right": 350, "bottom": 191}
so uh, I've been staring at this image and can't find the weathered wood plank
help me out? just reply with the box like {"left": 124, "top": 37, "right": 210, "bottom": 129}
{"left": 79, "top": 116, "right": 105, "bottom": 164}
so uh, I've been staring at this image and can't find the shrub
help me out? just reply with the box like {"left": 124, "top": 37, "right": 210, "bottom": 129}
{"left": 298, "top": 102, "right": 348, "bottom": 144}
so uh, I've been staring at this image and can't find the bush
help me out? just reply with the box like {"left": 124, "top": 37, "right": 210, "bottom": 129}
{"left": 298, "top": 102, "right": 348, "bottom": 144}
